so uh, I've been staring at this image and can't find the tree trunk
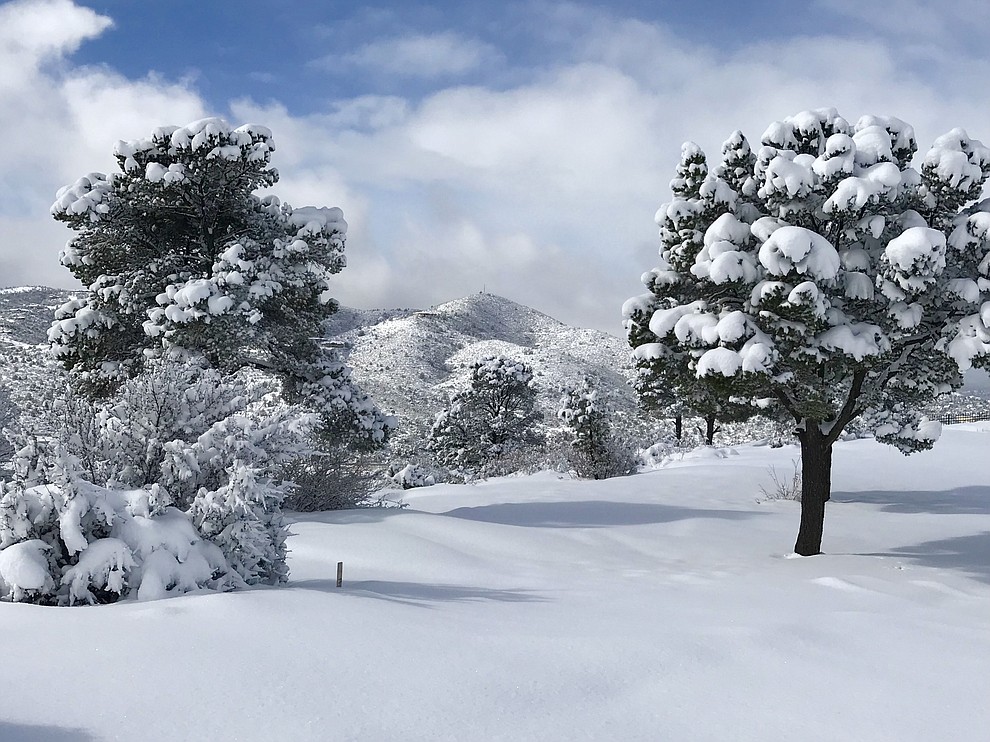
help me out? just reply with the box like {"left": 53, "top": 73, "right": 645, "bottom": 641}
{"left": 794, "top": 425, "right": 833, "bottom": 556}
{"left": 674, "top": 414, "right": 683, "bottom": 441}
{"left": 824, "top": 444, "right": 832, "bottom": 503}
{"left": 705, "top": 414, "right": 717, "bottom": 446}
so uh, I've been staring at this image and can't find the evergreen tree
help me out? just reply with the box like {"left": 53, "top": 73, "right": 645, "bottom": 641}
{"left": 625, "top": 108, "right": 990, "bottom": 555}
{"left": 50, "top": 117, "right": 393, "bottom": 447}
{"left": 189, "top": 463, "right": 289, "bottom": 585}
{"left": 625, "top": 134, "right": 754, "bottom": 444}
{"left": 429, "top": 356, "right": 543, "bottom": 476}
{"left": 559, "top": 378, "right": 636, "bottom": 479}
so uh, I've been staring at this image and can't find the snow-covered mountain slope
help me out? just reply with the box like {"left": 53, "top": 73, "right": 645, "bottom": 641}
{"left": 0, "top": 286, "right": 75, "bottom": 348}
{"left": 0, "top": 288, "right": 75, "bottom": 413}
{"left": 327, "top": 292, "right": 649, "bottom": 440}
{"left": 1, "top": 427, "right": 989, "bottom": 740}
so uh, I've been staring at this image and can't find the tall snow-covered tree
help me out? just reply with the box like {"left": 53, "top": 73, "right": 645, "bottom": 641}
{"left": 49, "top": 117, "right": 393, "bottom": 447}
{"left": 429, "top": 356, "right": 543, "bottom": 476}
{"left": 625, "top": 141, "right": 754, "bottom": 444}
{"left": 625, "top": 108, "right": 990, "bottom": 555}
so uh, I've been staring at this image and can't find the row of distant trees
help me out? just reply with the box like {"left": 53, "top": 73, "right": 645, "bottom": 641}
{"left": 421, "top": 355, "right": 636, "bottom": 482}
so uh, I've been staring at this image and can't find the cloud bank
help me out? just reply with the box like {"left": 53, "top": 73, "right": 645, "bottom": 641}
{"left": 1, "top": 0, "right": 989, "bottom": 333}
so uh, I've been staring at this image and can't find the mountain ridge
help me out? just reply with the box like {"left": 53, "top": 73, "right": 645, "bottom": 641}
{"left": 326, "top": 291, "right": 648, "bottom": 442}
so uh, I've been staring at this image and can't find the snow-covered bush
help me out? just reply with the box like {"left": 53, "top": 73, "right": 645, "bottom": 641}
{"left": 189, "top": 464, "right": 288, "bottom": 585}
{"left": 428, "top": 356, "right": 543, "bottom": 478}
{"left": 0, "top": 359, "right": 311, "bottom": 601}
{"left": 625, "top": 109, "right": 990, "bottom": 555}
{"left": 559, "top": 378, "right": 637, "bottom": 479}
{"left": 0, "top": 384, "right": 18, "bottom": 472}
{"left": 392, "top": 463, "right": 436, "bottom": 490}
{"left": 282, "top": 444, "right": 386, "bottom": 511}
{"left": 0, "top": 448, "right": 240, "bottom": 605}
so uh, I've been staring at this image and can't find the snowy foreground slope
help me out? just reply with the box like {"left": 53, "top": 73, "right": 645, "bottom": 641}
{"left": 2, "top": 428, "right": 990, "bottom": 741}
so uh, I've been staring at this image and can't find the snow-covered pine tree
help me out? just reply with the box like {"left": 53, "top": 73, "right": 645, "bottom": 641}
{"left": 0, "top": 385, "right": 19, "bottom": 470}
{"left": 428, "top": 356, "right": 543, "bottom": 476}
{"left": 559, "top": 377, "right": 636, "bottom": 479}
{"left": 625, "top": 109, "right": 990, "bottom": 555}
{"left": 625, "top": 141, "right": 754, "bottom": 445}
{"left": 189, "top": 463, "right": 289, "bottom": 585}
{"left": 49, "top": 117, "right": 394, "bottom": 448}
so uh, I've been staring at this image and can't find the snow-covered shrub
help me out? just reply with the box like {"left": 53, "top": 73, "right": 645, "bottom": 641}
{"left": 638, "top": 437, "right": 678, "bottom": 469}
{"left": 0, "top": 540, "right": 55, "bottom": 603}
{"left": 189, "top": 464, "right": 288, "bottom": 585}
{"left": 392, "top": 464, "right": 436, "bottom": 490}
{"left": 0, "top": 385, "right": 19, "bottom": 471}
{"left": 559, "top": 378, "right": 638, "bottom": 479}
{"left": 282, "top": 444, "right": 386, "bottom": 511}
{"left": 0, "top": 448, "right": 240, "bottom": 605}
{"left": 625, "top": 109, "right": 990, "bottom": 555}
{"left": 428, "top": 356, "right": 543, "bottom": 477}
{"left": 0, "top": 359, "right": 313, "bottom": 598}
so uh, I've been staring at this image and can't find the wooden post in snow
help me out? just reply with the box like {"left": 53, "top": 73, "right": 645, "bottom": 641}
{"left": 336, "top": 561, "right": 343, "bottom": 588}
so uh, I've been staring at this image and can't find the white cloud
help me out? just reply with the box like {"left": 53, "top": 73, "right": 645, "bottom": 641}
{"left": 331, "top": 31, "right": 500, "bottom": 78}
{"left": 0, "top": 0, "right": 110, "bottom": 63}
{"left": 0, "top": 0, "right": 205, "bottom": 290}
{"left": 4, "top": 1, "right": 990, "bottom": 334}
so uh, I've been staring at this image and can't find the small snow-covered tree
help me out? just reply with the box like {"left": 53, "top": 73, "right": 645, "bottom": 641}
{"left": 429, "top": 356, "right": 543, "bottom": 476}
{"left": 189, "top": 463, "right": 289, "bottom": 585}
{"left": 559, "top": 378, "right": 637, "bottom": 479}
{"left": 0, "top": 445, "right": 239, "bottom": 605}
{"left": 625, "top": 109, "right": 990, "bottom": 555}
{"left": 50, "top": 117, "right": 394, "bottom": 448}
{"left": 0, "top": 385, "right": 19, "bottom": 470}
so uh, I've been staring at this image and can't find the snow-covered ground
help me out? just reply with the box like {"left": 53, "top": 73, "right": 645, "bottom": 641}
{"left": 2, "top": 427, "right": 989, "bottom": 741}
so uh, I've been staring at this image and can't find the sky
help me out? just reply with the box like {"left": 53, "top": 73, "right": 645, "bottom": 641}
{"left": 2, "top": 0, "right": 990, "bottom": 333}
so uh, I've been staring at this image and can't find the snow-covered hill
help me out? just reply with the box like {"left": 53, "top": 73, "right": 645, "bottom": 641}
{"left": 327, "top": 292, "right": 650, "bottom": 441}
{"left": 1, "top": 427, "right": 989, "bottom": 740}
{"left": 0, "top": 286, "right": 75, "bottom": 348}
{"left": 0, "top": 287, "right": 76, "bottom": 417}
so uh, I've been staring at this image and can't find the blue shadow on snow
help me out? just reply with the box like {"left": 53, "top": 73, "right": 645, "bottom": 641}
{"left": 858, "top": 531, "right": 990, "bottom": 585}
{"left": 290, "top": 579, "right": 547, "bottom": 607}
{"left": 440, "top": 500, "right": 757, "bottom": 528}
{"left": 831, "top": 486, "right": 990, "bottom": 515}
{"left": 0, "top": 721, "right": 96, "bottom": 742}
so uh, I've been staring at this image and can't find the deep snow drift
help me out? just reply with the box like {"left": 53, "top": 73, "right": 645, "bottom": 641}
{"left": 1, "top": 426, "right": 988, "bottom": 741}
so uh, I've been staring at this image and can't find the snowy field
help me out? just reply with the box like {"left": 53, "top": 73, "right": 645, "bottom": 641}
{"left": 2, "top": 427, "right": 989, "bottom": 741}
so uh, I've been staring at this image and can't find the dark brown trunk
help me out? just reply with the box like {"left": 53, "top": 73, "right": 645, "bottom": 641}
{"left": 794, "top": 424, "right": 832, "bottom": 556}
{"left": 705, "top": 414, "right": 717, "bottom": 446}
{"left": 674, "top": 414, "right": 683, "bottom": 441}
{"left": 824, "top": 444, "right": 832, "bottom": 503}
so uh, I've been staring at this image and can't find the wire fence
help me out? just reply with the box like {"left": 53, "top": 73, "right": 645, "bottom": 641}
{"left": 934, "top": 411, "right": 990, "bottom": 425}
